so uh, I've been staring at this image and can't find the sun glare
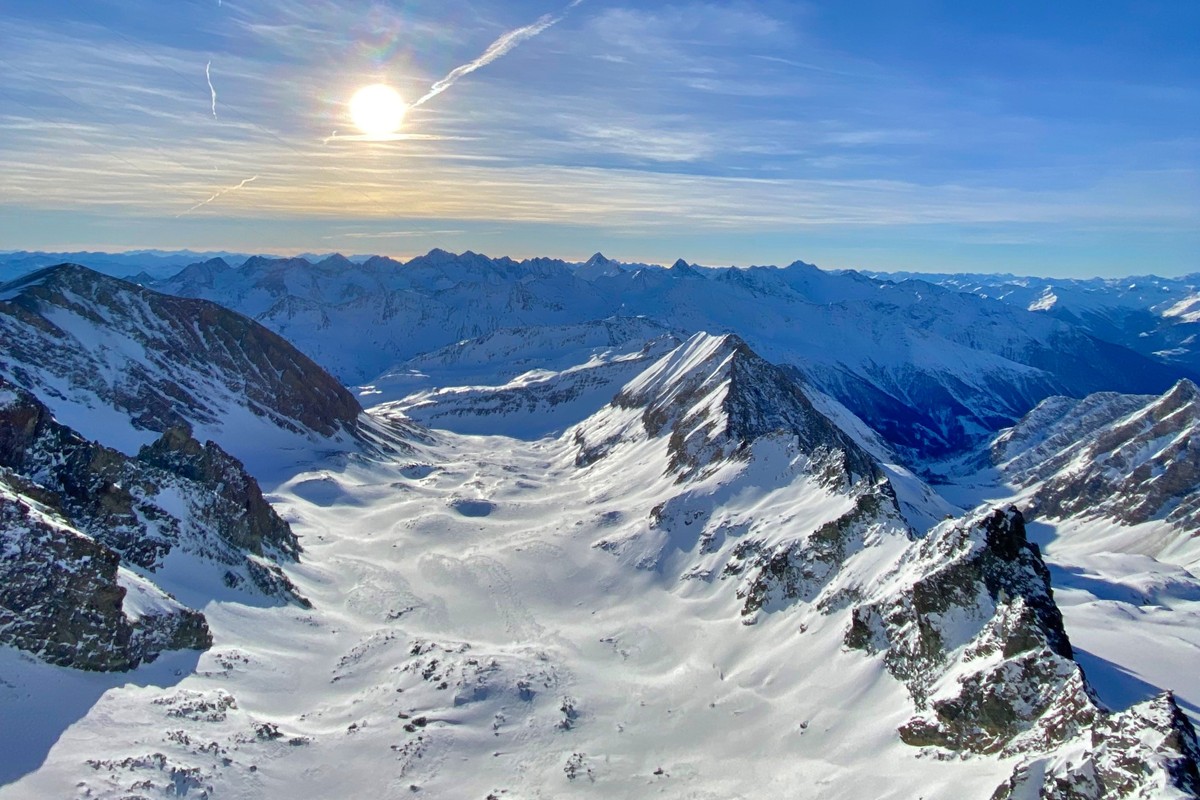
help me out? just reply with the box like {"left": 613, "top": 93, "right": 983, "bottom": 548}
{"left": 349, "top": 84, "right": 407, "bottom": 138}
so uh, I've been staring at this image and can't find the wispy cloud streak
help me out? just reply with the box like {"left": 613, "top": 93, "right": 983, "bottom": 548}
{"left": 410, "top": 0, "right": 583, "bottom": 109}
{"left": 177, "top": 175, "right": 258, "bottom": 217}
{"left": 205, "top": 60, "right": 217, "bottom": 117}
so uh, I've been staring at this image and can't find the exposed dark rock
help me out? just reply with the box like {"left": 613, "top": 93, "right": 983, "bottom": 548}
{"left": 730, "top": 480, "right": 905, "bottom": 617}
{"left": 138, "top": 424, "right": 299, "bottom": 559}
{"left": 0, "top": 478, "right": 210, "bottom": 671}
{"left": 992, "top": 692, "right": 1200, "bottom": 800}
{"left": 846, "top": 505, "right": 1200, "bottom": 796}
{"left": 0, "top": 377, "right": 305, "bottom": 604}
{"left": 847, "top": 508, "right": 1076, "bottom": 749}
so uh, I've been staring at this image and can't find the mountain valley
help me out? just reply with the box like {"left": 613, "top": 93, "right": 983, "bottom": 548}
{"left": 1, "top": 256, "right": 1198, "bottom": 799}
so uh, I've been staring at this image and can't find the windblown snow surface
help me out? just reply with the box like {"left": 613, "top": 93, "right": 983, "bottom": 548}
{"left": 1, "top": 418, "right": 1003, "bottom": 799}
{"left": 1, "top": 370, "right": 1194, "bottom": 799}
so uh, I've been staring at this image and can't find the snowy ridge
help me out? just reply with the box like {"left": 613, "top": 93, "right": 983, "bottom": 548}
{"left": 0, "top": 264, "right": 362, "bottom": 466}
{"left": 987, "top": 380, "right": 1200, "bottom": 567}
{"left": 571, "top": 333, "right": 880, "bottom": 486}
{"left": 382, "top": 335, "right": 680, "bottom": 439}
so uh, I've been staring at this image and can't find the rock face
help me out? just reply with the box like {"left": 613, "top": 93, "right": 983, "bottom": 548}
{"left": 847, "top": 506, "right": 1200, "bottom": 797}
{"left": 0, "top": 476, "right": 211, "bottom": 671}
{"left": 848, "top": 508, "right": 1074, "bottom": 752}
{"left": 138, "top": 425, "right": 298, "bottom": 560}
{"left": 0, "top": 264, "right": 361, "bottom": 457}
{"left": 586, "top": 332, "right": 879, "bottom": 484}
{"left": 0, "top": 378, "right": 306, "bottom": 607}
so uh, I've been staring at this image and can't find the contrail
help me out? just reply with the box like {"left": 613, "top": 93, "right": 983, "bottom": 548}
{"left": 205, "top": 60, "right": 217, "bottom": 117}
{"left": 410, "top": 0, "right": 584, "bottom": 109}
{"left": 177, "top": 175, "right": 259, "bottom": 217}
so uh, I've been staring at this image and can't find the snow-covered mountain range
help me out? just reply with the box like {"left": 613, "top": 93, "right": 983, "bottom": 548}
{"left": 149, "top": 250, "right": 1189, "bottom": 462}
{"left": 868, "top": 270, "right": 1200, "bottom": 374}
{"left": 2, "top": 257, "right": 1199, "bottom": 799}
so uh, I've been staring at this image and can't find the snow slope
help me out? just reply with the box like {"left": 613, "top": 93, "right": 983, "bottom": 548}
{"left": 4, "top": 333, "right": 1196, "bottom": 799}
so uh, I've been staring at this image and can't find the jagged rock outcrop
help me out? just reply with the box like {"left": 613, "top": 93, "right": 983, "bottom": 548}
{"left": 846, "top": 506, "right": 1200, "bottom": 797}
{"left": 0, "top": 264, "right": 361, "bottom": 457}
{"left": 0, "top": 476, "right": 211, "bottom": 671}
{"left": 138, "top": 425, "right": 298, "bottom": 559}
{"left": 726, "top": 480, "right": 905, "bottom": 617}
{"left": 993, "top": 692, "right": 1200, "bottom": 799}
{"left": 0, "top": 378, "right": 306, "bottom": 604}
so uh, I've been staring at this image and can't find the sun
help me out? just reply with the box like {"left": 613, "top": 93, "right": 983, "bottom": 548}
{"left": 349, "top": 84, "right": 407, "bottom": 138}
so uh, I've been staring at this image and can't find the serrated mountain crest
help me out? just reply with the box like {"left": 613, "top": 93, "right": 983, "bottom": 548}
{"left": 991, "top": 379, "right": 1200, "bottom": 559}
{"left": 606, "top": 332, "right": 878, "bottom": 482}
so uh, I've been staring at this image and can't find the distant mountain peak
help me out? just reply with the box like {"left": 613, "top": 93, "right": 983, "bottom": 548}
{"left": 315, "top": 253, "right": 355, "bottom": 271}
{"left": 575, "top": 252, "right": 624, "bottom": 281}
{"left": 1162, "top": 377, "right": 1199, "bottom": 406}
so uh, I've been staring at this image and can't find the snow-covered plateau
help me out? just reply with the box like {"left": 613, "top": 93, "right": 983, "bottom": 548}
{"left": 1, "top": 257, "right": 1198, "bottom": 799}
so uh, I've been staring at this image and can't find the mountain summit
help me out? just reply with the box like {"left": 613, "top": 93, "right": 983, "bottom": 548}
{"left": 0, "top": 264, "right": 362, "bottom": 461}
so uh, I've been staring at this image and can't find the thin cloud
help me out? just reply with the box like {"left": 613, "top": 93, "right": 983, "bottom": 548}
{"left": 322, "top": 229, "right": 468, "bottom": 240}
{"left": 177, "top": 175, "right": 260, "bottom": 217}
{"left": 410, "top": 0, "right": 585, "bottom": 109}
{"left": 205, "top": 60, "right": 217, "bottom": 117}
{"left": 324, "top": 133, "right": 478, "bottom": 144}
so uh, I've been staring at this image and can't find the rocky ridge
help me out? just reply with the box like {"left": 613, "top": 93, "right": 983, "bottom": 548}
{"left": 0, "top": 264, "right": 361, "bottom": 458}
{"left": 984, "top": 380, "right": 1200, "bottom": 566}
{"left": 1023, "top": 380, "right": 1200, "bottom": 529}
{"left": 0, "top": 476, "right": 211, "bottom": 671}
{"left": 847, "top": 506, "right": 1200, "bottom": 797}
{"left": 0, "top": 376, "right": 312, "bottom": 671}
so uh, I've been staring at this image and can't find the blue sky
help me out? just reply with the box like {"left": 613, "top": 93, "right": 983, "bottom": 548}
{"left": 0, "top": 0, "right": 1196, "bottom": 275}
